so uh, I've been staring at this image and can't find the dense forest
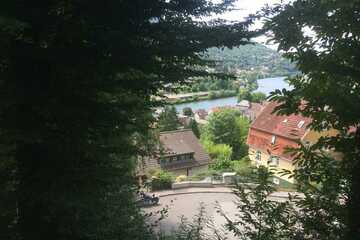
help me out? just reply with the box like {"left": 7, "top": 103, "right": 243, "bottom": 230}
{"left": 182, "top": 43, "right": 297, "bottom": 93}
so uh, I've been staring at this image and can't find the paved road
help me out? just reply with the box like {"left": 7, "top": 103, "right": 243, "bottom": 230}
{"left": 143, "top": 191, "right": 291, "bottom": 239}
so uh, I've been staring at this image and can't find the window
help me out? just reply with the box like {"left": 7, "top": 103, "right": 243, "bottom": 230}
{"left": 271, "top": 135, "right": 276, "bottom": 145}
{"left": 255, "top": 150, "right": 261, "bottom": 162}
{"left": 172, "top": 156, "right": 177, "bottom": 162}
{"left": 269, "top": 156, "right": 279, "bottom": 166}
{"left": 181, "top": 155, "right": 186, "bottom": 161}
{"left": 297, "top": 120, "right": 305, "bottom": 128}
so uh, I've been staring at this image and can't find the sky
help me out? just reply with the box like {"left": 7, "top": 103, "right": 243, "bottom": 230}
{"left": 214, "top": 0, "right": 283, "bottom": 21}
{"left": 210, "top": 0, "right": 289, "bottom": 47}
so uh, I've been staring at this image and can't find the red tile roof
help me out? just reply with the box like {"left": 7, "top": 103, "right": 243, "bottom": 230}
{"left": 250, "top": 101, "right": 312, "bottom": 140}
{"left": 247, "top": 128, "right": 299, "bottom": 161}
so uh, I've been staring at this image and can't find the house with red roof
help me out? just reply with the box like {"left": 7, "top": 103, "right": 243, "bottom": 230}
{"left": 247, "top": 101, "right": 337, "bottom": 184}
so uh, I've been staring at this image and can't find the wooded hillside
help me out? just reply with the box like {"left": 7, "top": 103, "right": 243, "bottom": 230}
{"left": 206, "top": 43, "right": 297, "bottom": 79}
{"left": 182, "top": 44, "right": 297, "bottom": 93}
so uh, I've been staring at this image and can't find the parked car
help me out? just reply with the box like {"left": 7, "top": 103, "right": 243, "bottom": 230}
{"left": 136, "top": 192, "right": 159, "bottom": 207}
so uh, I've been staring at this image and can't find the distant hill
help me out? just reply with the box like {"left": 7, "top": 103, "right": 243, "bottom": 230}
{"left": 179, "top": 43, "right": 297, "bottom": 93}
{"left": 206, "top": 43, "right": 297, "bottom": 79}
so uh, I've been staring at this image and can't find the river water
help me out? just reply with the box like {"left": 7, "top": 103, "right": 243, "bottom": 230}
{"left": 174, "top": 76, "right": 291, "bottom": 112}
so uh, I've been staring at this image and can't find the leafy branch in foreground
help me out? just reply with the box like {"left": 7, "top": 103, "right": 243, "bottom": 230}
{"left": 0, "top": 0, "right": 256, "bottom": 239}
{"left": 218, "top": 167, "right": 299, "bottom": 240}
{"left": 158, "top": 203, "right": 226, "bottom": 240}
{"left": 264, "top": 0, "right": 360, "bottom": 238}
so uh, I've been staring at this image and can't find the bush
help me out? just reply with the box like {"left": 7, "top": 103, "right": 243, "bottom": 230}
{"left": 208, "top": 91, "right": 216, "bottom": 99}
{"left": 251, "top": 91, "right": 266, "bottom": 103}
{"left": 202, "top": 140, "right": 233, "bottom": 170}
{"left": 231, "top": 157, "right": 257, "bottom": 182}
{"left": 182, "top": 107, "right": 193, "bottom": 117}
{"left": 188, "top": 171, "right": 209, "bottom": 181}
{"left": 192, "top": 95, "right": 199, "bottom": 101}
{"left": 150, "top": 169, "right": 174, "bottom": 191}
{"left": 175, "top": 175, "right": 188, "bottom": 182}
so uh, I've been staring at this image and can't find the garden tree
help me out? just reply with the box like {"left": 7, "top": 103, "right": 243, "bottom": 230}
{"left": 230, "top": 156, "right": 255, "bottom": 181}
{"left": 202, "top": 109, "right": 249, "bottom": 159}
{"left": 237, "top": 88, "right": 253, "bottom": 102}
{"left": 182, "top": 107, "right": 194, "bottom": 117}
{"left": 238, "top": 89, "right": 266, "bottom": 103}
{"left": 265, "top": 0, "right": 360, "bottom": 239}
{"left": 208, "top": 91, "right": 217, "bottom": 99}
{"left": 0, "top": 1, "right": 256, "bottom": 239}
{"left": 202, "top": 140, "right": 233, "bottom": 170}
{"left": 185, "top": 119, "right": 200, "bottom": 139}
{"left": 236, "top": 115, "right": 251, "bottom": 158}
{"left": 157, "top": 106, "right": 180, "bottom": 132}
{"left": 251, "top": 92, "right": 267, "bottom": 103}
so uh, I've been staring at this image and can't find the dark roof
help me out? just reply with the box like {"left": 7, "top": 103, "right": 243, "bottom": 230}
{"left": 136, "top": 129, "right": 211, "bottom": 175}
{"left": 159, "top": 129, "right": 210, "bottom": 165}
{"left": 250, "top": 101, "right": 312, "bottom": 139}
{"left": 250, "top": 102, "right": 265, "bottom": 115}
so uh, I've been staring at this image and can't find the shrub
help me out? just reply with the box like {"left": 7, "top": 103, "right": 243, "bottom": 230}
{"left": 231, "top": 157, "right": 256, "bottom": 182}
{"left": 202, "top": 140, "right": 233, "bottom": 170}
{"left": 182, "top": 107, "right": 193, "bottom": 117}
{"left": 188, "top": 171, "right": 209, "bottom": 181}
{"left": 208, "top": 91, "right": 216, "bottom": 99}
{"left": 175, "top": 175, "right": 188, "bottom": 182}
{"left": 251, "top": 91, "right": 266, "bottom": 103}
{"left": 151, "top": 169, "right": 174, "bottom": 190}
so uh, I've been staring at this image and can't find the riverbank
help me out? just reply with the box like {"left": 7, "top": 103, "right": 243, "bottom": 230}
{"left": 167, "top": 90, "right": 237, "bottom": 105}
{"left": 172, "top": 76, "right": 291, "bottom": 112}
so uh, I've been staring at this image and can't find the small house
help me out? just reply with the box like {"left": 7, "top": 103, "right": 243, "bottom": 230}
{"left": 137, "top": 129, "right": 211, "bottom": 180}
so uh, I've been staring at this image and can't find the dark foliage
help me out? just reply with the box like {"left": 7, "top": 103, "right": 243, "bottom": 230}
{"left": 0, "top": 1, "right": 255, "bottom": 239}
{"left": 158, "top": 106, "right": 180, "bottom": 132}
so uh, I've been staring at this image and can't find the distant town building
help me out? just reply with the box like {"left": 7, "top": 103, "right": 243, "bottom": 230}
{"left": 137, "top": 129, "right": 211, "bottom": 180}
{"left": 194, "top": 109, "right": 208, "bottom": 124}
{"left": 178, "top": 114, "right": 192, "bottom": 127}
{"left": 208, "top": 105, "right": 238, "bottom": 115}
{"left": 236, "top": 100, "right": 267, "bottom": 121}
{"left": 237, "top": 100, "right": 251, "bottom": 110}
{"left": 246, "top": 101, "right": 337, "bottom": 184}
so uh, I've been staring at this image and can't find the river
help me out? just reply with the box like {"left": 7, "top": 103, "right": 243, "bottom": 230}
{"left": 174, "top": 76, "right": 291, "bottom": 112}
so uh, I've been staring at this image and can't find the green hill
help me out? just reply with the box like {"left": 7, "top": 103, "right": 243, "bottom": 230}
{"left": 206, "top": 43, "right": 297, "bottom": 79}
{"left": 182, "top": 44, "right": 297, "bottom": 93}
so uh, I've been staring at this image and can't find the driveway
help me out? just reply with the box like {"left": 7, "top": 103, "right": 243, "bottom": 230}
{"left": 143, "top": 188, "right": 294, "bottom": 239}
